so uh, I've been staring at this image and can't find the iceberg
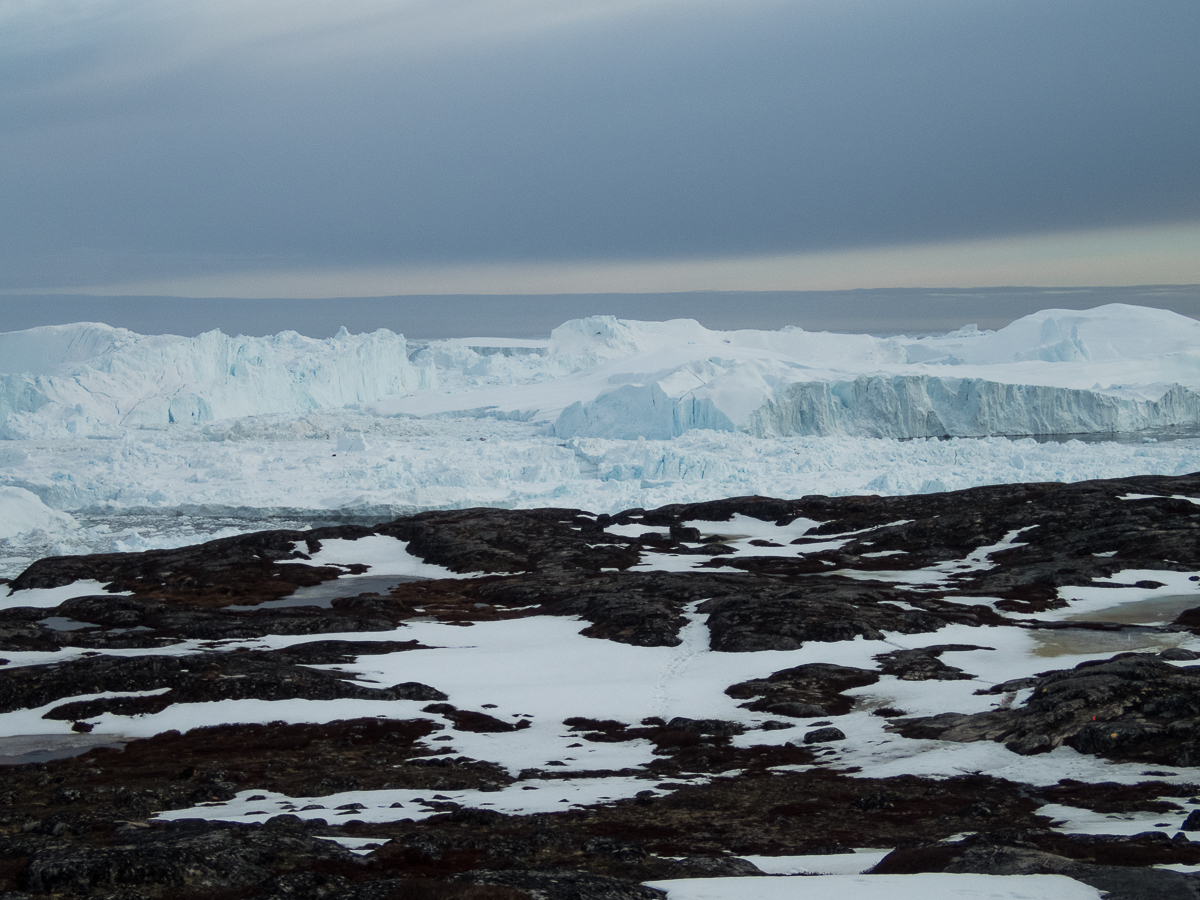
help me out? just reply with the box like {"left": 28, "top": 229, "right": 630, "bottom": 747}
{"left": 0, "top": 324, "right": 433, "bottom": 438}
{"left": 553, "top": 383, "right": 736, "bottom": 440}
{"left": 4, "top": 303, "right": 1200, "bottom": 444}
{"left": 748, "top": 377, "right": 1200, "bottom": 439}
{"left": 0, "top": 486, "right": 77, "bottom": 539}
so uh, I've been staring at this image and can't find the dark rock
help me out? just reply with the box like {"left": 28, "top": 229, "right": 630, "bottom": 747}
{"left": 1160, "top": 648, "right": 1200, "bottom": 661}
{"left": 727, "top": 663, "right": 879, "bottom": 717}
{"left": 890, "top": 653, "right": 1200, "bottom": 766}
{"left": 423, "top": 703, "right": 533, "bottom": 733}
{"left": 853, "top": 789, "right": 898, "bottom": 811}
{"left": 8, "top": 474, "right": 1200, "bottom": 897}
{"left": 449, "top": 868, "right": 667, "bottom": 899}
{"left": 700, "top": 585, "right": 944, "bottom": 652}
{"left": 659, "top": 856, "right": 764, "bottom": 877}
{"left": 663, "top": 717, "right": 745, "bottom": 737}
{"left": 259, "top": 870, "right": 352, "bottom": 899}
{"left": 872, "top": 834, "right": 1200, "bottom": 900}
{"left": 802, "top": 727, "right": 846, "bottom": 744}
{"left": 9, "top": 528, "right": 348, "bottom": 603}
{"left": 1182, "top": 810, "right": 1200, "bottom": 831}
{"left": 0, "top": 650, "right": 447, "bottom": 720}
{"left": 271, "top": 639, "right": 430, "bottom": 664}
{"left": 21, "top": 821, "right": 353, "bottom": 894}
{"left": 874, "top": 644, "right": 991, "bottom": 681}
{"left": 582, "top": 838, "right": 648, "bottom": 864}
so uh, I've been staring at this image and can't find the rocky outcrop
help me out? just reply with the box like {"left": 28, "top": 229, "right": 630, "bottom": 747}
{"left": 891, "top": 653, "right": 1200, "bottom": 766}
{"left": 871, "top": 832, "right": 1200, "bottom": 900}
{"left": 26, "top": 823, "right": 352, "bottom": 895}
{"left": 874, "top": 644, "right": 992, "bottom": 681}
{"left": 0, "top": 651, "right": 446, "bottom": 720}
{"left": 449, "top": 868, "right": 668, "bottom": 899}
{"left": 725, "top": 663, "right": 880, "bottom": 717}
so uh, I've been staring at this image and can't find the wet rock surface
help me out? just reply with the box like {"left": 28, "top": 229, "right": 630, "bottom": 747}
{"left": 5, "top": 472, "right": 1200, "bottom": 897}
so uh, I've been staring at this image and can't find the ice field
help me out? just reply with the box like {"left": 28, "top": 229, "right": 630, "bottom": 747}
{"left": 4, "top": 303, "right": 1200, "bottom": 579}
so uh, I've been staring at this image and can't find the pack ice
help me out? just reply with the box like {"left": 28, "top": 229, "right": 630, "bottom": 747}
{"left": 3, "top": 304, "right": 1199, "bottom": 442}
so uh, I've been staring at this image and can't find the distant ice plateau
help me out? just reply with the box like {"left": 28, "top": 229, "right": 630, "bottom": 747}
{"left": 3, "top": 303, "right": 1200, "bottom": 577}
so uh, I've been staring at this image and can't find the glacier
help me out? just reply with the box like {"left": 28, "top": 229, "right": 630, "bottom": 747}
{"left": 4, "top": 302, "right": 1200, "bottom": 578}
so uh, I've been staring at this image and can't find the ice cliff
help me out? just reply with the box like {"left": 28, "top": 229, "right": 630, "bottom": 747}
{"left": 0, "top": 324, "right": 433, "bottom": 438}
{"left": 546, "top": 306, "right": 1200, "bottom": 440}
{"left": 747, "top": 377, "right": 1200, "bottom": 439}
{"left": 4, "top": 304, "right": 1200, "bottom": 442}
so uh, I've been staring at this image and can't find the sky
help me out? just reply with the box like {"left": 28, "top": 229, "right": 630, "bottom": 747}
{"left": 2, "top": 0, "right": 1198, "bottom": 298}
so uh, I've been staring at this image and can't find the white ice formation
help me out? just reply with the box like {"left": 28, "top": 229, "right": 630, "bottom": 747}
{"left": 5, "top": 304, "right": 1199, "bottom": 442}
{"left": 3, "top": 303, "right": 1200, "bottom": 572}
{"left": 0, "top": 324, "right": 433, "bottom": 439}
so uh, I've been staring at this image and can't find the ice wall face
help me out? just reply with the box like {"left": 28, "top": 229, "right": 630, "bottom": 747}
{"left": 0, "top": 325, "right": 432, "bottom": 439}
{"left": 748, "top": 376, "right": 1200, "bottom": 439}
{"left": 5, "top": 304, "right": 1200, "bottom": 443}
{"left": 553, "top": 383, "right": 737, "bottom": 440}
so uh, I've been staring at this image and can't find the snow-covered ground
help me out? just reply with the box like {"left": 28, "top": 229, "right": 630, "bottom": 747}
{"left": 4, "top": 304, "right": 1200, "bottom": 579}
{"left": 8, "top": 528, "right": 1200, "bottom": 826}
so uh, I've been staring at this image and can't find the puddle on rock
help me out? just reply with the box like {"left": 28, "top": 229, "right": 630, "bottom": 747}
{"left": 1031, "top": 628, "right": 1191, "bottom": 658}
{"left": 1030, "top": 592, "right": 1200, "bottom": 657}
{"left": 1063, "top": 593, "right": 1200, "bottom": 626}
{"left": 37, "top": 616, "right": 97, "bottom": 631}
{"left": 227, "top": 574, "right": 429, "bottom": 610}
{"left": 0, "top": 733, "right": 127, "bottom": 766}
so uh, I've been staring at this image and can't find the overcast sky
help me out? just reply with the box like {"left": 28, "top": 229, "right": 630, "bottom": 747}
{"left": 2, "top": 0, "right": 1198, "bottom": 296}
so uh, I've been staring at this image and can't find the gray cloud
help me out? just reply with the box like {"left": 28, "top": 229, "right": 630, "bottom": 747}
{"left": 2, "top": 0, "right": 1197, "bottom": 289}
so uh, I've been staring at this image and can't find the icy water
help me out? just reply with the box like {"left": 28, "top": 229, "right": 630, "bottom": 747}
{"left": 1030, "top": 628, "right": 1190, "bottom": 658}
{"left": 1030, "top": 593, "right": 1200, "bottom": 657}
{"left": 1062, "top": 593, "right": 1200, "bottom": 626}
{"left": 1024, "top": 426, "right": 1200, "bottom": 445}
{"left": 0, "top": 734, "right": 126, "bottom": 766}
